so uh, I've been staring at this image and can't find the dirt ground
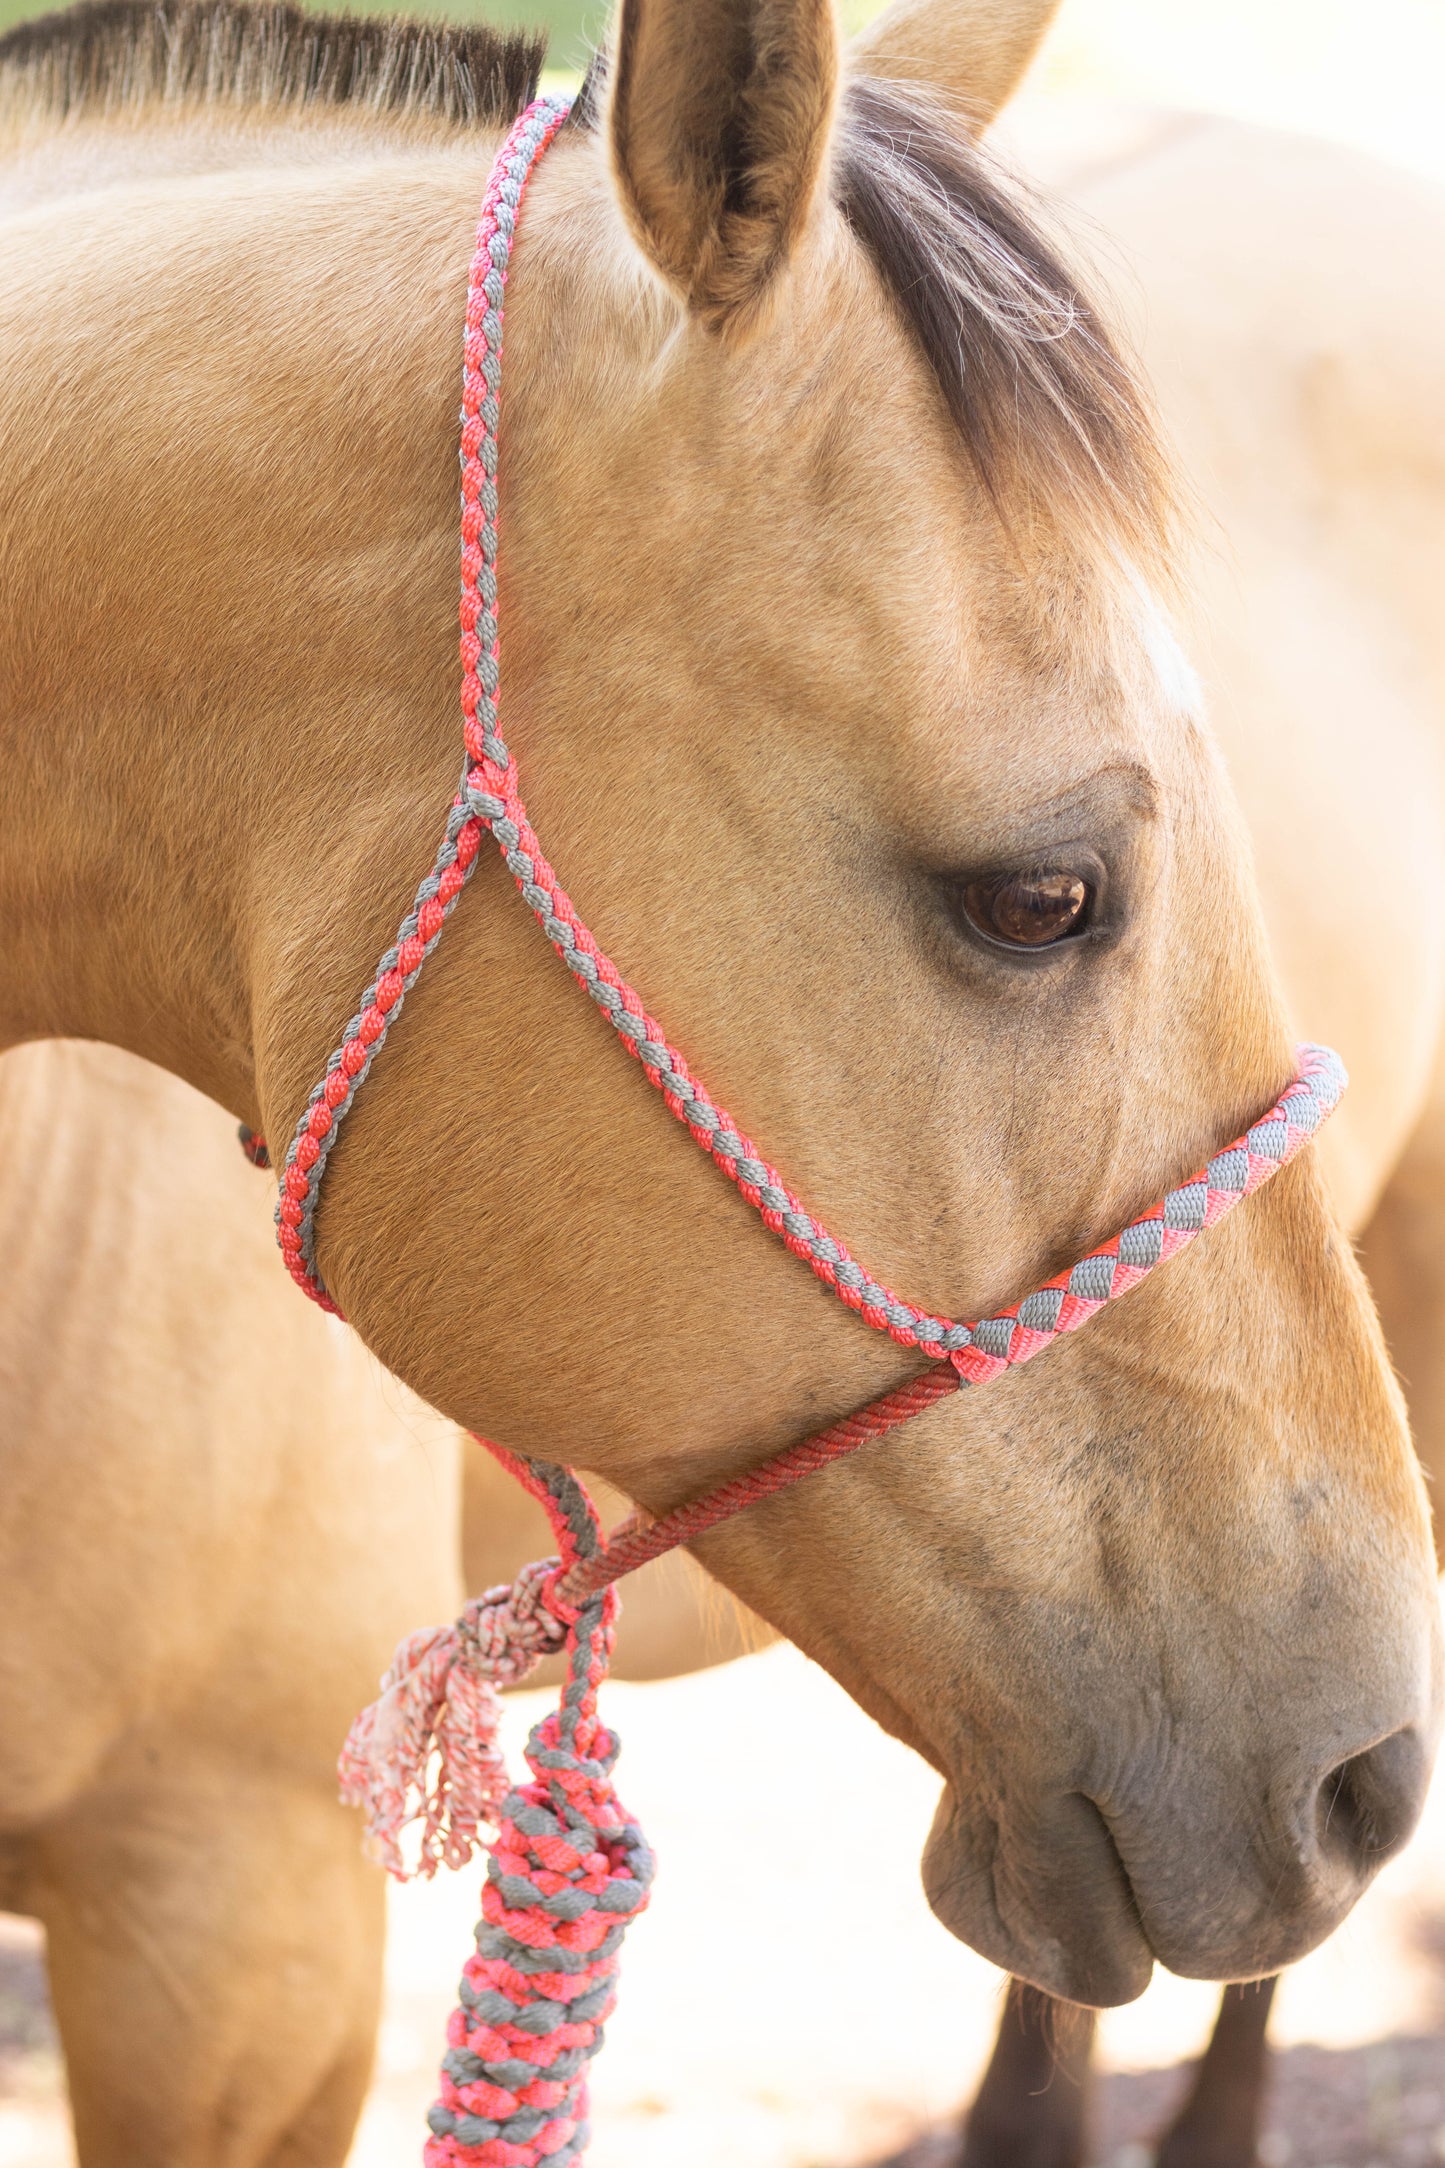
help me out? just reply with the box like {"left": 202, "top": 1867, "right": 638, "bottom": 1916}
{"left": 6, "top": 1633, "right": 1445, "bottom": 2168}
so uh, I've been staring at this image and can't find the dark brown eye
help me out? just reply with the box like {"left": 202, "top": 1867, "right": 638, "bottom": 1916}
{"left": 962, "top": 868, "right": 1092, "bottom": 949}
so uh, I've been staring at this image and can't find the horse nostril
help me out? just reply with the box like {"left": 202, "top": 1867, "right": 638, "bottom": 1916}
{"left": 1315, "top": 1727, "right": 1427, "bottom": 1873}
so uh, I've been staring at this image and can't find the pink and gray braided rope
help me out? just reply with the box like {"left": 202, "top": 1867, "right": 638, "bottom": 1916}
{"left": 265, "top": 95, "right": 1347, "bottom": 2168}
{"left": 422, "top": 1456, "right": 651, "bottom": 2168}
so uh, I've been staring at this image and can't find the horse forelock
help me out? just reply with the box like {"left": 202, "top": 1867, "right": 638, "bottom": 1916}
{"left": 831, "top": 79, "right": 1175, "bottom": 574}
{"left": 571, "top": 50, "right": 1174, "bottom": 575}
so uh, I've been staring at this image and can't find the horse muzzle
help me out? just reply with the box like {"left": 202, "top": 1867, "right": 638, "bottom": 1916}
{"left": 920, "top": 1680, "right": 1440, "bottom": 2006}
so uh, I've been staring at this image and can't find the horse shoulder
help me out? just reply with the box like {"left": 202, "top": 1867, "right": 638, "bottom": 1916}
{"left": 1070, "top": 115, "right": 1445, "bottom": 662}
{"left": 0, "top": 1040, "right": 461, "bottom": 1822}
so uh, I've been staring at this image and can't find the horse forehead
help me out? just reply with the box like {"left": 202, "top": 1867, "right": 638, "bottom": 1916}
{"left": 942, "top": 548, "right": 1200, "bottom": 731}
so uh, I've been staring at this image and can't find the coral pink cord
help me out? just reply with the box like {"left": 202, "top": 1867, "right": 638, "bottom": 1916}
{"left": 552, "top": 1368, "right": 960, "bottom": 1603}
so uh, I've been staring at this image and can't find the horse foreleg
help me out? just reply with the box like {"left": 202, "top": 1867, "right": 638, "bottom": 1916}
{"left": 31, "top": 1761, "right": 383, "bottom": 2168}
{"left": 959, "top": 1980, "right": 1096, "bottom": 2168}
{"left": 1152, "top": 1979, "right": 1277, "bottom": 2168}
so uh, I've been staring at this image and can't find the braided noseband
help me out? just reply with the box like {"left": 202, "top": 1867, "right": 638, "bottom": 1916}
{"left": 251, "top": 97, "right": 1345, "bottom": 2166}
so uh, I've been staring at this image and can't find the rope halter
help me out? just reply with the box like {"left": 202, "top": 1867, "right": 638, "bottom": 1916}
{"left": 249, "top": 95, "right": 1346, "bottom": 2168}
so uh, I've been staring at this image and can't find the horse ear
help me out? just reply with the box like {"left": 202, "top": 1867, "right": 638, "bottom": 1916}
{"left": 848, "top": 0, "right": 1060, "bottom": 129}
{"left": 607, "top": 0, "right": 840, "bottom": 334}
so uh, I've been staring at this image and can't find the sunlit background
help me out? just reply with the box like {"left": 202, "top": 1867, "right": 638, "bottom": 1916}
{"left": 0, "top": 0, "right": 1442, "bottom": 186}
{"left": 1, "top": 1, "right": 1444, "bottom": 2164}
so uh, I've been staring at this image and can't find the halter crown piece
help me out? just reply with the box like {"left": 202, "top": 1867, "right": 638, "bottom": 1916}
{"left": 249, "top": 95, "right": 1348, "bottom": 2167}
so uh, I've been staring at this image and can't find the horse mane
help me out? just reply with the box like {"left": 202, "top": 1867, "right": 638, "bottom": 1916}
{"left": 0, "top": 0, "right": 546, "bottom": 129}
{"left": 0, "top": 1, "right": 1169, "bottom": 557}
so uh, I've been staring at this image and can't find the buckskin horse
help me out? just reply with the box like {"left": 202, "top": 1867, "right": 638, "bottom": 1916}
{"left": 3, "top": 0, "right": 1444, "bottom": 2161}
{"left": 0, "top": 1037, "right": 755, "bottom": 2164}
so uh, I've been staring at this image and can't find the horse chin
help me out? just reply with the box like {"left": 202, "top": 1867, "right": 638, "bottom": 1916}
{"left": 920, "top": 1782, "right": 1155, "bottom": 2009}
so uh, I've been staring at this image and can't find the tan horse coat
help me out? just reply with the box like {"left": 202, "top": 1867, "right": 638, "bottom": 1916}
{"left": 0, "top": 1040, "right": 460, "bottom": 2156}
{"left": 0, "top": 1027, "right": 764, "bottom": 2165}
{"left": 2, "top": 0, "right": 1445, "bottom": 2159}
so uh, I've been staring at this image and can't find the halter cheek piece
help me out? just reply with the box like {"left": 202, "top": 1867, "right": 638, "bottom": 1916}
{"left": 247, "top": 97, "right": 1345, "bottom": 2168}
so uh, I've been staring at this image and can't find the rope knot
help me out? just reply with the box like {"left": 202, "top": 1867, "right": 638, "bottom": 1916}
{"left": 457, "top": 1558, "right": 571, "bottom": 1685}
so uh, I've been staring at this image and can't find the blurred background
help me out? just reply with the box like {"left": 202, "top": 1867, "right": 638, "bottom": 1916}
{"left": 988, "top": 0, "right": 1445, "bottom": 184}
{"left": 1, "top": 0, "right": 1440, "bottom": 182}
{"left": 2, "top": 1, "right": 1444, "bottom": 2164}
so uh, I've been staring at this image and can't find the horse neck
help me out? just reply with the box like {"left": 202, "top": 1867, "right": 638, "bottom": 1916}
{"left": 0, "top": 584, "right": 256, "bottom": 1106}
{"left": 0, "top": 111, "right": 517, "bottom": 1121}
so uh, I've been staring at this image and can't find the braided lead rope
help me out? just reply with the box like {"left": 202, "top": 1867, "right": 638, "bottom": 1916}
{"left": 428, "top": 1459, "right": 652, "bottom": 2168}
{"left": 340, "top": 1448, "right": 653, "bottom": 2168}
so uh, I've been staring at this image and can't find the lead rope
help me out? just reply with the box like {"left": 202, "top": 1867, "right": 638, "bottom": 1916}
{"left": 343, "top": 1452, "right": 652, "bottom": 2168}
{"left": 244, "top": 93, "right": 1348, "bottom": 2168}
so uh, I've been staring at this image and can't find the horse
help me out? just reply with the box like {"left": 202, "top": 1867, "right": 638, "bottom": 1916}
{"left": 3, "top": 0, "right": 1442, "bottom": 2160}
{"left": 0, "top": 1034, "right": 760, "bottom": 2163}
{"left": 0, "top": 1038, "right": 464, "bottom": 2160}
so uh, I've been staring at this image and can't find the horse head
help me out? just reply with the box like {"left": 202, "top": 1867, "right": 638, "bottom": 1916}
{"left": 3, "top": 0, "right": 1438, "bottom": 2008}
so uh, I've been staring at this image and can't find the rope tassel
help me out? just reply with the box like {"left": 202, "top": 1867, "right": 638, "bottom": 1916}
{"left": 339, "top": 1557, "right": 573, "bottom": 1880}
{"left": 341, "top": 1455, "right": 654, "bottom": 2168}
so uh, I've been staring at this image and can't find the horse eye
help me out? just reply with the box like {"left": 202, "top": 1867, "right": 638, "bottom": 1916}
{"left": 962, "top": 869, "right": 1093, "bottom": 949}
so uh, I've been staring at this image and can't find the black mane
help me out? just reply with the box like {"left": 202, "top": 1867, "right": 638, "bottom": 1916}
{"left": 0, "top": 0, "right": 546, "bottom": 128}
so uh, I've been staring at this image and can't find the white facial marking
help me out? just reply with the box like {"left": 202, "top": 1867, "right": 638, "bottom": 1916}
{"left": 1125, "top": 563, "right": 1204, "bottom": 720}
